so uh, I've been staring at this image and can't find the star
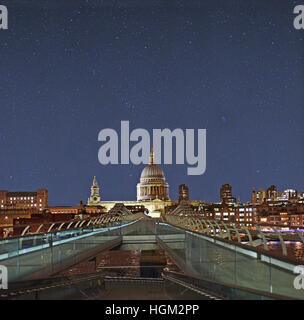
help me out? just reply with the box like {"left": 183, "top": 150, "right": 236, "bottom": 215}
{"left": 221, "top": 116, "right": 227, "bottom": 124}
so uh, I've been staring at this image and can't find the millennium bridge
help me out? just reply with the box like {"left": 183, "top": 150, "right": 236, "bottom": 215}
{"left": 0, "top": 205, "right": 303, "bottom": 300}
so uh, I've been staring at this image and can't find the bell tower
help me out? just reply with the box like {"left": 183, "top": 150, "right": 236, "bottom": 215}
{"left": 88, "top": 176, "right": 101, "bottom": 205}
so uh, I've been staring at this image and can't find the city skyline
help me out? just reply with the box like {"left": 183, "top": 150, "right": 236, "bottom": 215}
{"left": 0, "top": 0, "right": 303, "bottom": 206}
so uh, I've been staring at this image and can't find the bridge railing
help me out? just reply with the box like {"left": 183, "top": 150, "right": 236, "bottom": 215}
{"left": 162, "top": 270, "right": 291, "bottom": 300}
{"left": 0, "top": 212, "right": 145, "bottom": 259}
{"left": 1, "top": 272, "right": 106, "bottom": 300}
{"left": 0, "top": 215, "right": 143, "bottom": 282}
{"left": 164, "top": 214, "right": 304, "bottom": 256}
{"left": 1, "top": 212, "right": 143, "bottom": 239}
{"left": 157, "top": 220, "right": 304, "bottom": 300}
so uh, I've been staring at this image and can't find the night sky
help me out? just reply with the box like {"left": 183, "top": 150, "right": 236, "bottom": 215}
{"left": 0, "top": 0, "right": 303, "bottom": 205}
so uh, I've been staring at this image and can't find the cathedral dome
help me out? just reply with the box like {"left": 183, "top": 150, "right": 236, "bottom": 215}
{"left": 140, "top": 164, "right": 165, "bottom": 179}
{"left": 136, "top": 148, "right": 169, "bottom": 201}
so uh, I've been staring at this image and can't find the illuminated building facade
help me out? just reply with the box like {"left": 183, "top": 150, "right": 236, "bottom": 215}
{"left": 0, "top": 189, "right": 48, "bottom": 211}
{"left": 220, "top": 184, "right": 236, "bottom": 204}
{"left": 88, "top": 149, "right": 173, "bottom": 217}
{"left": 0, "top": 208, "right": 37, "bottom": 227}
{"left": 220, "top": 184, "right": 232, "bottom": 201}
{"left": 178, "top": 184, "right": 189, "bottom": 202}
{"left": 86, "top": 159, "right": 304, "bottom": 227}
{"left": 255, "top": 186, "right": 302, "bottom": 204}
{"left": 46, "top": 201, "right": 105, "bottom": 216}
{"left": 266, "top": 185, "right": 277, "bottom": 201}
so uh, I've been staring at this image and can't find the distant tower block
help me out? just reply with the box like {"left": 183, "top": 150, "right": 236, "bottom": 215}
{"left": 266, "top": 185, "right": 277, "bottom": 200}
{"left": 88, "top": 176, "right": 101, "bottom": 205}
{"left": 178, "top": 184, "right": 189, "bottom": 202}
{"left": 220, "top": 184, "right": 232, "bottom": 202}
{"left": 251, "top": 187, "right": 257, "bottom": 203}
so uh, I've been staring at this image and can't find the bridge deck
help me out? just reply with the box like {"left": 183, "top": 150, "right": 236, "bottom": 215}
{"left": 1, "top": 218, "right": 303, "bottom": 300}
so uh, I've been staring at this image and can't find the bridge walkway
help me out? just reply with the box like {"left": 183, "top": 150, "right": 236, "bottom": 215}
{"left": 1, "top": 217, "right": 304, "bottom": 300}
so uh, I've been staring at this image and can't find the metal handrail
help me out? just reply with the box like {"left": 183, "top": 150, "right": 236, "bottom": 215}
{"left": 0, "top": 213, "right": 139, "bottom": 240}
{"left": 164, "top": 214, "right": 304, "bottom": 259}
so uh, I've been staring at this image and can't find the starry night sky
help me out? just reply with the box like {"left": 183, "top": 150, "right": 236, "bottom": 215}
{"left": 0, "top": 0, "right": 303, "bottom": 205}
